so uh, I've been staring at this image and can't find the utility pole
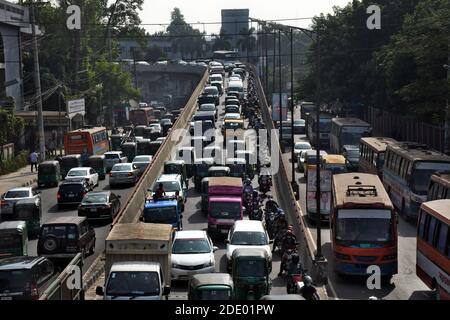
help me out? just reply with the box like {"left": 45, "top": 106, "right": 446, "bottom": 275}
{"left": 315, "top": 33, "right": 322, "bottom": 259}
{"left": 444, "top": 47, "right": 450, "bottom": 155}
{"left": 57, "top": 84, "right": 63, "bottom": 156}
{"left": 272, "top": 31, "right": 276, "bottom": 97}
{"left": 30, "top": 1, "right": 45, "bottom": 161}
{"left": 290, "top": 28, "right": 299, "bottom": 200}
{"left": 265, "top": 26, "right": 268, "bottom": 95}
{"left": 278, "top": 30, "right": 282, "bottom": 146}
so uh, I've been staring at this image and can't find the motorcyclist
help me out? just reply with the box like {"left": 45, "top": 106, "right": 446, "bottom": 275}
{"left": 250, "top": 190, "right": 261, "bottom": 219}
{"left": 298, "top": 276, "right": 319, "bottom": 300}
{"left": 277, "top": 225, "right": 297, "bottom": 276}
{"left": 265, "top": 195, "right": 279, "bottom": 213}
{"left": 286, "top": 254, "right": 304, "bottom": 293}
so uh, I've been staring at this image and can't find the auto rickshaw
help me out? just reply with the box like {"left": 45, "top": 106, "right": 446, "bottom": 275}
{"left": 322, "top": 154, "right": 347, "bottom": 174}
{"left": 149, "top": 141, "right": 163, "bottom": 156}
{"left": 235, "top": 150, "right": 256, "bottom": 180}
{"left": 37, "top": 160, "right": 61, "bottom": 187}
{"left": 60, "top": 154, "right": 82, "bottom": 178}
{"left": 164, "top": 160, "right": 188, "bottom": 189}
{"left": 226, "top": 158, "right": 247, "bottom": 179}
{"left": 88, "top": 155, "right": 106, "bottom": 180}
{"left": 0, "top": 221, "right": 28, "bottom": 256}
{"left": 201, "top": 177, "right": 210, "bottom": 214}
{"left": 137, "top": 139, "right": 152, "bottom": 156}
{"left": 121, "top": 142, "right": 137, "bottom": 162}
{"left": 176, "top": 147, "right": 196, "bottom": 178}
{"left": 10, "top": 199, "right": 42, "bottom": 239}
{"left": 110, "top": 133, "right": 124, "bottom": 151}
{"left": 232, "top": 248, "right": 271, "bottom": 300}
{"left": 149, "top": 128, "right": 162, "bottom": 141}
{"left": 194, "top": 158, "right": 214, "bottom": 192}
{"left": 208, "top": 166, "right": 230, "bottom": 177}
{"left": 188, "top": 273, "right": 234, "bottom": 300}
{"left": 134, "top": 125, "right": 146, "bottom": 137}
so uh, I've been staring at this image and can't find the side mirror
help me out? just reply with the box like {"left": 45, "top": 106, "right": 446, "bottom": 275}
{"left": 163, "top": 286, "right": 171, "bottom": 296}
{"left": 213, "top": 246, "right": 219, "bottom": 252}
{"left": 95, "top": 286, "right": 104, "bottom": 296}
{"left": 224, "top": 239, "right": 230, "bottom": 244}
{"left": 269, "top": 240, "right": 274, "bottom": 244}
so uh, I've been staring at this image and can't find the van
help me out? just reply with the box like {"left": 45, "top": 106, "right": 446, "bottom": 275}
{"left": 227, "top": 81, "right": 244, "bottom": 99}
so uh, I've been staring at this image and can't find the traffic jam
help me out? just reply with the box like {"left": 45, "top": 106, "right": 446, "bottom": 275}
{"left": 0, "top": 60, "right": 449, "bottom": 301}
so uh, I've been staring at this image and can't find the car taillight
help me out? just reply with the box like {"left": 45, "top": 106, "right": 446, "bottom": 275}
{"left": 109, "top": 172, "right": 113, "bottom": 177}
{"left": 1, "top": 200, "right": 6, "bottom": 205}
{"left": 30, "top": 283, "right": 39, "bottom": 299}
{"left": 127, "top": 172, "right": 132, "bottom": 176}
{"left": 57, "top": 192, "right": 61, "bottom": 200}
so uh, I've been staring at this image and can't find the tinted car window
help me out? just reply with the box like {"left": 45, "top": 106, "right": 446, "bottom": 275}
{"left": 42, "top": 225, "right": 77, "bottom": 240}
{"left": 0, "top": 269, "right": 32, "bottom": 292}
{"left": 105, "top": 154, "right": 119, "bottom": 159}
{"left": 59, "top": 184, "right": 86, "bottom": 193}
{"left": 5, "top": 190, "right": 30, "bottom": 198}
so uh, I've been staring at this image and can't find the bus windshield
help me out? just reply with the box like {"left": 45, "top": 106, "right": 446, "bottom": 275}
{"left": 411, "top": 162, "right": 450, "bottom": 195}
{"left": 336, "top": 209, "right": 393, "bottom": 246}
{"left": 106, "top": 271, "right": 160, "bottom": 297}
{"left": 340, "top": 127, "right": 370, "bottom": 145}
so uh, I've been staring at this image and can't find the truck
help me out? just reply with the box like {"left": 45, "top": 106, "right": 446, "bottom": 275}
{"left": 207, "top": 177, "right": 243, "bottom": 239}
{"left": 97, "top": 223, "right": 172, "bottom": 300}
{"left": 142, "top": 198, "right": 182, "bottom": 231}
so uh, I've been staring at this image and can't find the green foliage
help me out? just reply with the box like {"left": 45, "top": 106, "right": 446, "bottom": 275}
{"left": 0, "top": 108, "right": 25, "bottom": 146}
{"left": 0, "top": 151, "right": 29, "bottom": 175}
{"left": 145, "top": 46, "right": 168, "bottom": 63}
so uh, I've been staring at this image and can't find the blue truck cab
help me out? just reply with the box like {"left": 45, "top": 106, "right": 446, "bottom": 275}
{"left": 142, "top": 199, "right": 183, "bottom": 231}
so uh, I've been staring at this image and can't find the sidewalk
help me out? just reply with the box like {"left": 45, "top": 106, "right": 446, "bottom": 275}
{"left": 0, "top": 165, "right": 37, "bottom": 195}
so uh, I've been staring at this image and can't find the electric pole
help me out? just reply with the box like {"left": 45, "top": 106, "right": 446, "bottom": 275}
{"left": 444, "top": 46, "right": 450, "bottom": 155}
{"left": 30, "top": 1, "right": 45, "bottom": 161}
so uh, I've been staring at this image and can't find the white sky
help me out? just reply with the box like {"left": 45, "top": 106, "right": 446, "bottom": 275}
{"left": 140, "top": 0, "right": 352, "bottom": 35}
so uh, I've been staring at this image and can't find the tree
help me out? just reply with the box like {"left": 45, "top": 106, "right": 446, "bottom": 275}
{"left": 145, "top": 46, "right": 167, "bottom": 63}
{"left": 212, "top": 29, "right": 232, "bottom": 51}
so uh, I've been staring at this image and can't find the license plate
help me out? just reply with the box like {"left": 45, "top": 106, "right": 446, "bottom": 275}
{"left": 1, "top": 297, "right": 12, "bottom": 300}
{"left": 67, "top": 194, "right": 75, "bottom": 198}
{"left": 221, "top": 229, "right": 229, "bottom": 234}
{"left": 90, "top": 208, "right": 97, "bottom": 212}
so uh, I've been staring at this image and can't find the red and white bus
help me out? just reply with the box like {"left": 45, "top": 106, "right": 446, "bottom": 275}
{"left": 129, "top": 107, "right": 155, "bottom": 126}
{"left": 331, "top": 173, "right": 398, "bottom": 276}
{"left": 416, "top": 200, "right": 450, "bottom": 300}
{"left": 64, "top": 127, "right": 109, "bottom": 156}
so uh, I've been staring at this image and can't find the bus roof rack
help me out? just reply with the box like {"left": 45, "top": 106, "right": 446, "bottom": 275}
{"left": 346, "top": 185, "right": 378, "bottom": 197}
{"left": 398, "top": 142, "right": 429, "bottom": 150}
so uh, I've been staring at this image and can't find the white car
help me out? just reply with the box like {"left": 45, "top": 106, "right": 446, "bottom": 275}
{"left": 65, "top": 167, "right": 99, "bottom": 189}
{"left": 221, "top": 113, "right": 241, "bottom": 127}
{"left": 294, "top": 142, "right": 312, "bottom": 158}
{"left": 225, "top": 220, "right": 272, "bottom": 272}
{"left": 171, "top": 230, "right": 218, "bottom": 280}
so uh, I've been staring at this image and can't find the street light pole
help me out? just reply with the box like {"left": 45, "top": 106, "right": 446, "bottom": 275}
{"left": 315, "top": 33, "right": 322, "bottom": 259}
{"left": 290, "top": 28, "right": 299, "bottom": 199}
{"left": 444, "top": 47, "right": 450, "bottom": 155}
{"left": 30, "top": 1, "right": 45, "bottom": 161}
{"left": 278, "top": 30, "right": 282, "bottom": 146}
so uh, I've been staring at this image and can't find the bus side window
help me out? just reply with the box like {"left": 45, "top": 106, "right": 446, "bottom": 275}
{"left": 436, "top": 222, "right": 448, "bottom": 255}
{"left": 426, "top": 216, "right": 437, "bottom": 246}
{"left": 418, "top": 210, "right": 427, "bottom": 238}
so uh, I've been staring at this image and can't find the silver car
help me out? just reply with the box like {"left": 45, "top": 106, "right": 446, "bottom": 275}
{"left": 104, "top": 151, "right": 128, "bottom": 172}
{"left": 132, "top": 155, "right": 153, "bottom": 177}
{"left": 0, "top": 186, "right": 41, "bottom": 216}
{"left": 109, "top": 163, "right": 140, "bottom": 187}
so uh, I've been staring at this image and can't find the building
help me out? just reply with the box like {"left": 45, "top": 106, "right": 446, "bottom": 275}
{"left": 0, "top": 0, "right": 32, "bottom": 111}
{"left": 221, "top": 9, "right": 249, "bottom": 50}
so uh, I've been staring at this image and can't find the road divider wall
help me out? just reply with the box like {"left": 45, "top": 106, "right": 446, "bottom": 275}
{"left": 112, "top": 69, "right": 208, "bottom": 225}
{"left": 251, "top": 66, "right": 329, "bottom": 287}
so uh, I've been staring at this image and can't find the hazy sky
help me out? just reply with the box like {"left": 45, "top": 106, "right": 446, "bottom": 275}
{"left": 140, "top": 0, "right": 352, "bottom": 35}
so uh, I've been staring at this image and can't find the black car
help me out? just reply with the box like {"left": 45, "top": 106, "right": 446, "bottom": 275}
{"left": 37, "top": 217, "right": 96, "bottom": 261}
{"left": 0, "top": 256, "right": 57, "bottom": 300}
{"left": 78, "top": 191, "right": 121, "bottom": 221}
{"left": 57, "top": 178, "right": 90, "bottom": 209}
{"left": 293, "top": 119, "right": 306, "bottom": 134}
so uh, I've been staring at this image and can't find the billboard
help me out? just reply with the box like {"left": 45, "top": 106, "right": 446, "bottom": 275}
{"left": 272, "top": 93, "right": 288, "bottom": 121}
{"left": 67, "top": 99, "right": 85, "bottom": 117}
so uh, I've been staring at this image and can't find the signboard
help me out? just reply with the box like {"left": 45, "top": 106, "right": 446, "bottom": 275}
{"left": 67, "top": 99, "right": 85, "bottom": 115}
{"left": 306, "top": 191, "right": 331, "bottom": 214}
{"left": 307, "top": 169, "right": 332, "bottom": 192}
{"left": 272, "top": 93, "right": 288, "bottom": 121}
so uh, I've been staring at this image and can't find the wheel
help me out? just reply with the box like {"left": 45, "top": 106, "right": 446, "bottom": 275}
{"left": 89, "top": 242, "right": 95, "bottom": 255}
{"left": 43, "top": 236, "right": 58, "bottom": 252}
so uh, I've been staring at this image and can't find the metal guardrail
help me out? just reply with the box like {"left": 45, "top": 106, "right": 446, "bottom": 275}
{"left": 39, "top": 253, "right": 84, "bottom": 300}
{"left": 251, "top": 66, "right": 329, "bottom": 286}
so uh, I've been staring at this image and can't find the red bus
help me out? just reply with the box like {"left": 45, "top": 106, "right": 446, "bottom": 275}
{"left": 129, "top": 107, "right": 154, "bottom": 126}
{"left": 416, "top": 200, "right": 450, "bottom": 300}
{"left": 64, "top": 127, "right": 109, "bottom": 156}
{"left": 331, "top": 173, "right": 398, "bottom": 276}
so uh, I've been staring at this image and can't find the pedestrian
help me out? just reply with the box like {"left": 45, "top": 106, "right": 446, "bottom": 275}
{"left": 30, "top": 150, "right": 39, "bottom": 172}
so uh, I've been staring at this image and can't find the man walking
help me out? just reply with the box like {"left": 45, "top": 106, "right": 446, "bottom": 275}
{"left": 30, "top": 150, "right": 39, "bottom": 172}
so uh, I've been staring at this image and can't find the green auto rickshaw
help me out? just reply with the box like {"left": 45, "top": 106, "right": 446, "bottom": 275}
{"left": 38, "top": 160, "right": 61, "bottom": 187}
{"left": 88, "top": 155, "right": 106, "bottom": 180}
{"left": 121, "top": 142, "right": 137, "bottom": 162}
{"left": 61, "top": 154, "right": 82, "bottom": 178}
{"left": 226, "top": 158, "right": 247, "bottom": 179}
{"left": 188, "top": 273, "right": 234, "bottom": 300}
{"left": 208, "top": 166, "right": 230, "bottom": 177}
{"left": 194, "top": 157, "right": 214, "bottom": 192}
{"left": 232, "top": 248, "right": 272, "bottom": 300}
{"left": 164, "top": 160, "right": 188, "bottom": 189}
{"left": 11, "top": 199, "right": 42, "bottom": 239}
{"left": 137, "top": 139, "right": 152, "bottom": 156}
{"left": 176, "top": 147, "right": 196, "bottom": 178}
{"left": 236, "top": 150, "right": 256, "bottom": 180}
{"left": 0, "top": 221, "right": 28, "bottom": 256}
{"left": 110, "top": 133, "right": 124, "bottom": 151}
{"left": 201, "top": 177, "right": 210, "bottom": 214}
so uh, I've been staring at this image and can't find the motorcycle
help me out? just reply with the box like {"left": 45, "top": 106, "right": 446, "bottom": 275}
{"left": 259, "top": 175, "right": 271, "bottom": 194}
{"left": 249, "top": 205, "right": 263, "bottom": 221}
{"left": 279, "top": 247, "right": 298, "bottom": 275}
{"left": 287, "top": 273, "right": 304, "bottom": 294}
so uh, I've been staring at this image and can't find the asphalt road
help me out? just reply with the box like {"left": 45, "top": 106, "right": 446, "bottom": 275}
{"left": 28, "top": 177, "right": 136, "bottom": 272}
{"left": 279, "top": 106, "right": 432, "bottom": 300}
